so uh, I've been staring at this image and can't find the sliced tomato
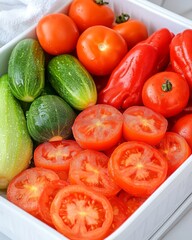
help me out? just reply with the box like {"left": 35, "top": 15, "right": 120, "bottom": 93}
{"left": 72, "top": 104, "right": 124, "bottom": 151}
{"left": 50, "top": 185, "right": 113, "bottom": 240}
{"left": 156, "top": 132, "right": 191, "bottom": 176}
{"left": 38, "top": 179, "right": 68, "bottom": 226}
{"left": 34, "top": 140, "right": 83, "bottom": 171}
{"left": 108, "top": 141, "right": 168, "bottom": 197}
{"left": 117, "top": 190, "right": 146, "bottom": 217}
{"left": 69, "top": 149, "right": 121, "bottom": 197}
{"left": 7, "top": 167, "right": 59, "bottom": 216}
{"left": 123, "top": 106, "right": 168, "bottom": 145}
{"left": 107, "top": 196, "right": 128, "bottom": 234}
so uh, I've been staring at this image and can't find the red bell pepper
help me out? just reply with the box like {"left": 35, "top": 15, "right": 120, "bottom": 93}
{"left": 170, "top": 29, "right": 192, "bottom": 90}
{"left": 98, "top": 28, "right": 174, "bottom": 109}
{"left": 98, "top": 43, "right": 158, "bottom": 109}
{"left": 144, "top": 28, "right": 174, "bottom": 71}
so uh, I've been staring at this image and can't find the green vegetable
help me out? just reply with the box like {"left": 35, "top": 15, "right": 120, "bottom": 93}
{"left": 0, "top": 74, "right": 33, "bottom": 189}
{"left": 47, "top": 54, "right": 97, "bottom": 110}
{"left": 8, "top": 38, "right": 45, "bottom": 102}
{"left": 26, "top": 95, "right": 76, "bottom": 143}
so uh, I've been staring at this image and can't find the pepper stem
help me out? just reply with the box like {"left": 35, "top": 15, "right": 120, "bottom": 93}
{"left": 94, "top": 0, "right": 109, "bottom": 5}
{"left": 116, "top": 13, "right": 130, "bottom": 23}
{"left": 162, "top": 79, "right": 172, "bottom": 92}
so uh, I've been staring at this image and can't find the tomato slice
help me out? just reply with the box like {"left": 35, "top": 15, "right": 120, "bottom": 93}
{"left": 72, "top": 104, "right": 123, "bottom": 151}
{"left": 38, "top": 179, "right": 68, "bottom": 226}
{"left": 107, "top": 196, "right": 128, "bottom": 235}
{"left": 50, "top": 185, "right": 113, "bottom": 240}
{"left": 156, "top": 132, "right": 191, "bottom": 176}
{"left": 69, "top": 149, "right": 121, "bottom": 197}
{"left": 123, "top": 106, "right": 168, "bottom": 145}
{"left": 117, "top": 190, "right": 146, "bottom": 217}
{"left": 34, "top": 140, "right": 83, "bottom": 171}
{"left": 108, "top": 141, "right": 168, "bottom": 197}
{"left": 7, "top": 167, "right": 59, "bottom": 216}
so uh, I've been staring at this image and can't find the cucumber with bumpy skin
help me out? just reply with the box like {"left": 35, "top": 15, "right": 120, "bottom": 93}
{"left": 0, "top": 74, "right": 33, "bottom": 189}
{"left": 47, "top": 54, "right": 97, "bottom": 110}
{"left": 26, "top": 95, "right": 76, "bottom": 143}
{"left": 8, "top": 38, "right": 45, "bottom": 102}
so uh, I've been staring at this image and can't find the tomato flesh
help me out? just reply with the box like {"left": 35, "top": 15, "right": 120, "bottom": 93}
{"left": 50, "top": 185, "right": 113, "bottom": 240}
{"left": 108, "top": 141, "right": 168, "bottom": 197}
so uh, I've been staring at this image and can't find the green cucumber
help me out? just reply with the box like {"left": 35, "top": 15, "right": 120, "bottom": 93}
{"left": 26, "top": 95, "right": 76, "bottom": 143}
{"left": 0, "top": 74, "right": 33, "bottom": 189}
{"left": 47, "top": 54, "right": 97, "bottom": 110}
{"left": 8, "top": 38, "right": 45, "bottom": 102}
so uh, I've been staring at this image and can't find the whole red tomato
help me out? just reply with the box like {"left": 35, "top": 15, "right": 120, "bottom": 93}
{"left": 68, "top": 0, "right": 115, "bottom": 32}
{"left": 112, "top": 13, "right": 148, "bottom": 49}
{"left": 36, "top": 13, "right": 79, "bottom": 55}
{"left": 142, "top": 71, "right": 190, "bottom": 118}
{"left": 76, "top": 25, "right": 128, "bottom": 76}
{"left": 172, "top": 114, "right": 192, "bottom": 149}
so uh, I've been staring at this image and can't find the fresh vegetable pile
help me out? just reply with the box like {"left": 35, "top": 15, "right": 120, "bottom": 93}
{"left": 1, "top": 0, "right": 192, "bottom": 239}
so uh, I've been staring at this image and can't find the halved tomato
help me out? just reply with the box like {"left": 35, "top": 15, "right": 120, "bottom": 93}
{"left": 156, "top": 132, "right": 191, "bottom": 176}
{"left": 123, "top": 105, "right": 168, "bottom": 145}
{"left": 72, "top": 104, "right": 124, "bottom": 151}
{"left": 7, "top": 167, "right": 59, "bottom": 216}
{"left": 34, "top": 140, "right": 83, "bottom": 171}
{"left": 107, "top": 196, "right": 128, "bottom": 234}
{"left": 108, "top": 141, "right": 168, "bottom": 197}
{"left": 38, "top": 179, "right": 68, "bottom": 226}
{"left": 69, "top": 149, "right": 121, "bottom": 197}
{"left": 50, "top": 185, "right": 113, "bottom": 240}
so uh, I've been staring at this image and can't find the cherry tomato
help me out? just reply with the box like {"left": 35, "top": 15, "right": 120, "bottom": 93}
{"left": 69, "top": 149, "right": 121, "bottom": 197}
{"left": 36, "top": 13, "right": 79, "bottom": 55}
{"left": 38, "top": 179, "right": 68, "bottom": 226}
{"left": 112, "top": 14, "right": 148, "bottom": 49}
{"left": 34, "top": 140, "right": 83, "bottom": 171}
{"left": 123, "top": 106, "right": 168, "bottom": 145}
{"left": 142, "top": 71, "right": 190, "bottom": 118}
{"left": 172, "top": 114, "right": 192, "bottom": 149}
{"left": 50, "top": 185, "right": 113, "bottom": 240}
{"left": 68, "top": 0, "right": 115, "bottom": 32}
{"left": 7, "top": 167, "right": 59, "bottom": 216}
{"left": 72, "top": 104, "right": 124, "bottom": 151}
{"left": 156, "top": 132, "right": 191, "bottom": 176}
{"left": 76, "top": 25, "right": 128, "bottom": 76}
{"left": 107, "top": 196, "right": 128, "bottom": 234}
{"left": 108, "top": 141, "right": 168, "bottom": 197}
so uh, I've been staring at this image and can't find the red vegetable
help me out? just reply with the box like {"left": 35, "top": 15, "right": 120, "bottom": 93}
{"left": 170, "top": 29, "right": 192, "bottom": 90}
{"left": 98, "top": 43, "right": 158, "bottom": 109}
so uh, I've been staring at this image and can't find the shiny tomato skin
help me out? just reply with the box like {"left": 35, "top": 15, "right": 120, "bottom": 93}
{"left": 38, "top": 179, "right": 68, "bottom": 226}
{"left": 72, "top": 104, "right": 124, "bottom": 151}
{"left": 156, "top": 132, "right": 191, "bottom": 176}
{"left": 34, "top": 140, "right": 83, "bottom": 171}
{"left": 112, "top": 19, "right": 148, "bottom": 49}
{"left": 68, "top": 0, "right": 115, "bottom": 32}
{"left": 172, "top": 114, "right": 192, "bottom": 149}
{"left": 123, "top": 106, "right": 168, "bottom": 145}
{"left": 36, "top": 13, "right": 79, "bottom": 55}
{"left": 76, "top": 25, "right": 128, "bottom": 76}
{"left": 50, "top": 185, "right": 113, "bottom": 240}
{"left": 69, "top": 149, "right": 121, "bottom": 197}
{"left": 7, "top": 167, "right": 59, "bottom": 216}
{"left": 142, "top": 71, "right": 190, "bottom": 118}
{"left": 108, "top": 141, "right": 168, "bottom": 197}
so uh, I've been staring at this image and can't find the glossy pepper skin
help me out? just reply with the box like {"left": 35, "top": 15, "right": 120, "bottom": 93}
{"left": 98, "top": 28, "right": 174, "bottom": 110}
{"left": 170, "top": 29, "right": 192, "bottom": 90}
{"left": 98, "top": 43, "right": 158, "bottom": 109}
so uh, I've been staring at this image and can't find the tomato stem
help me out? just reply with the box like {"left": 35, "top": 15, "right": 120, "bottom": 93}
{"left": 94, "top": 0, "right": 109, "bottom": 5}
{"left": 162, "top": 79, "right": 172, "bottom": 92}
{"left": 115, "top": 13, "right": 130, "bottom": 23}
